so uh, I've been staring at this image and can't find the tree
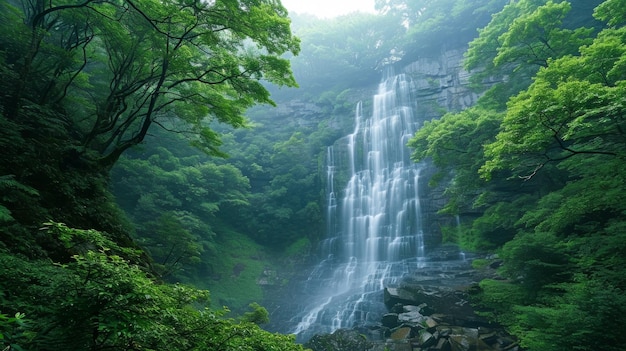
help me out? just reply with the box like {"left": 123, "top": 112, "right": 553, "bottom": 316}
{"left": 375, "top": 0, "right": 508, "bottom": 58}
{"left": 480, "top": 28, "right": 626, "bottom": 180}
{"left": 464, "top": 0, "right": 601, "bottom": 108}
{"left": 0, "top": 0, "right": 299, "bottom": 254}
{"left": 110, "top": 142, "right": 252, "bottom": 280}
{"left": 460, "top": 2, "right": 626, "bottom": 349}
{"left": 1, "top": 0, "right": 300, "bottom": 168}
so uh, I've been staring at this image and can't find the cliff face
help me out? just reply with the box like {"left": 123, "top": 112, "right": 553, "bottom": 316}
{"left": 402, "top": 47, "right": 486, "bottom": 246}
{"left": 404, "top": 48, "right": 479, "bottom": 121}
{"left": 259, "top": 47, "right": 485, "bottom": 249}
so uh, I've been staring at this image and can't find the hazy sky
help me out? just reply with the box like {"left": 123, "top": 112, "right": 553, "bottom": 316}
{"left": 281, "top": 0, "right": 376, "bottom": 18}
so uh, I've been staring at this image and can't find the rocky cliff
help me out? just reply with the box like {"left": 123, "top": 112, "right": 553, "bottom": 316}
{"left": 404, "top": 48, "right": 480, "bottom": 120}
{"left": 402, "top": 47, "right": 491, "bottom": 246}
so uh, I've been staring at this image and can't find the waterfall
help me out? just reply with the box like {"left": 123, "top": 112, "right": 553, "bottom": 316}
{"left": 291, "top": 73, "right": 427, "bottom": 341}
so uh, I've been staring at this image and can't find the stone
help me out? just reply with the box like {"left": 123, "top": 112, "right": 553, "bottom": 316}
{"left": 424, "top": 316, "right": 438, "bottom": 329}
{"left": 390, "top": 327, "right": 412, "bottom": 341}
{"left": 382, "top": 313, "right": 400, "bottom": 328}
{"left": 403, "top": 304, "right": 422, "bottom": 313}
{"left": 384, "top": 287, "right": 419, "bottom": 308}
{"left": 433, "top": 338, "right": 452, "bottom": 351}
{"left": 398, "top": 310, "right": 424, "bottom": 324}
{"left": 391, "top": 343, "right": 412, "bottom": 351}
{"left": 304, "top": 329, "right": 372, "bottom": 351}
{"left": 419, "top": 331, "right": 437, "bottom": 348}
{"left": 451, "top": 327, "right": 479, "bottom": 339}
{"left": 449, "top": 334, "right": 492, "bottom": 351}
{"left": 392, "top": 303, "right": 405, "bottom": 313}
{"left": 479, "top": 331, "right": 498, "bottom": 344}
{"left": 437, "top": 326, "right": 452, "bottom": 337}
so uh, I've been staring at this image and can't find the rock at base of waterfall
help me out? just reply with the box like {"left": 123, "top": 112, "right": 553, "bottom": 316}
{"left": 381, "top": 313, "right": 400, "bottom": 328}
{"left": 432, "top": 337, "right": 453, "bottom": 351}
{"left": 304, "top": 329, "right": 373, "bottom": 351}
{"left": 384, "top": 287, "right": 418, "bottom": 308}
{"left": 449, "top": 333, "right": 492, "bottom": 351}
{"left": 385, "top": 284, "right": 488, "bottom": 328}
{"left": 419, "top": 330, "right": 437, "bottom": 348}
{"left": 390, "top": 327, "right": 412, "bottom": 341}
{"left": 424, "top": 316, "right": 439, "bottom": 329}
{"left": 398, "top": 309, "right": 424, "bottom": 324}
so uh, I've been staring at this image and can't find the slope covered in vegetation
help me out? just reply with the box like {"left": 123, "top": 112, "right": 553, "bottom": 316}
{"left": 0, "top": 0, "right": 306, "bottom": 349}
{"left": 409, "top": 0, "right": 626, "bottom": 349}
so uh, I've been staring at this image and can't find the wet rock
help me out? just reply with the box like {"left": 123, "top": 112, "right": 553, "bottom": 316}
{"left": 433, "top": 338, "right": 453, "bottom": 351}
{"left": 390, "top": 327, "right": 412, "bottom": 341}
{"left": 374, "top": 251, "right": 522, "bottom": 351}
{"left": 424, "top": 316, "right": 439, "bottom": 329}
{"left": 403, "top": 304, "right": 424, "bottom": 312}
{"left": 381, "top": 313, "right": 399, "bottom": 328}
{"left": 419, "top": 330, "right": 437, "bottom": 348}
{"left": 391, "top": 303, "right": 405, "bottom": 313}
{"left": 449, "top": 334, "right": 492, "bottom": 351}
{"left": 384, "top": 287, "right": 419, "bottom": 308}
{"left": 398, "top": 309, "right": 424, "bottom": 324}
{"left": 479, "top": 330, "right": 498, "bottom": 344}
{"left": 391, "top": 344, "right": 412, "bottom": 351}
{"left": 304, "top": 329, "right": 372, "bottom": 351}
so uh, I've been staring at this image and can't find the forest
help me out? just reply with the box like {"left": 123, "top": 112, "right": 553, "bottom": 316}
{"left": 1, "top": 0, "right": 625, "bottom": 350}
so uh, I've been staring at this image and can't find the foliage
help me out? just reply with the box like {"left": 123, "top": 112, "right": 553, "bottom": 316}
{"left": 0, "top": 312, "right": 34, "bottom": 351}
{"left": 0, "top": 0, "right": 300, "bottom": 263}
{"left": 198, "top": 226, "right": 269, "bottom": 312}
{"left": 0, "top": 224, "right": 306, "bottom": 351}
{"left": 0, "top": 0, "right": 299, "bottom": 168}
{"left": 0, "top": 108, "right": 137, "bottom": 260}
{"left": 409, "top": 1, "right": 626, "bottom": 349}
{"left": 409, "top": 107, "right": 502, "bottom": 214}
{"left": 111, "top": 139, "right": 252, "bottom": 280}
{"left": 376, "top": 0, "right": 509, "bottom": 58}
{"left": 240, "top": 302, "right": 270, "bottom": 325}
{"left": 0, "top": 1, "right": 308, "bottom": 345}
{"left": 465, "top": 0, "right": 602, "bottom": 109}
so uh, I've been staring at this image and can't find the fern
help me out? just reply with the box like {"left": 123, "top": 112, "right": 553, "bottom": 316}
{"left": 0, "top": 205, "right": 12, "bottom": 223}
{"left": 0, "top": 175, "right": 39, "bottom": 198}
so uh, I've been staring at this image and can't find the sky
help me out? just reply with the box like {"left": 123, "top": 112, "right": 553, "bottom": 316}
{"left": 280, "top": 0, "right": 376, "bottom": 18}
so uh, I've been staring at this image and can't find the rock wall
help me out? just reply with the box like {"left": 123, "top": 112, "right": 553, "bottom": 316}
{"left": 404, "top": 48, "right": 479, "bottom": 121}
{"left": 401, "top": 47, "right": 481, "bottom": 245}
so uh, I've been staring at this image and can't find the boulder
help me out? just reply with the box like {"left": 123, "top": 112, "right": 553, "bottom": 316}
{"left": 424, "top": 316, "right": 439, "bottom": 329}
{"left": 419, "top": 330, "right": 437, "bottom": 348}
{"left": 398, "top": 310, "right": 424, "bottom": 324}
{"left": 449, "top": 334, "right": 492, "bottom": 351}
{"left": 304, "top": 329, "right": 372, "bottom": 351}
{"left": 390, "top": 327, "right": 412, "bottom": 341}
{"left": 381, "top": 313, "right": 399, "bottom": 328}
{"left": 384, "top": 287, "right": 419, "bottom": 308}
{"left": 433, "top": 338, "right": 453, "bottom": 351}
{"left": 402, "top": 304, "right": 423, "bottom": 313}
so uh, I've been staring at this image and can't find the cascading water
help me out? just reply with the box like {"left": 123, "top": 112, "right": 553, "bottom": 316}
{"left": 291, "top": 73, "right": 428, "bottom": 341}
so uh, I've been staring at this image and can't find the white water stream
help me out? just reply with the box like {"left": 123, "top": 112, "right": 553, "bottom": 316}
{"left": 292, "top": 73, "right": 427, "bottom": 341}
